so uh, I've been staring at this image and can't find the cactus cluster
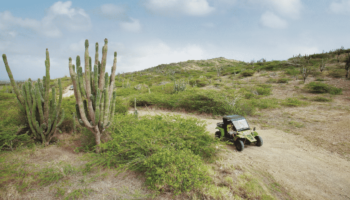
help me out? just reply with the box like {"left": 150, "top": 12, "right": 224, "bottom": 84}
{"left": 319, "top": 59, "right": 326, "bottom": 72}
{"left": 2, "top": 49, "right": 64, "bottom": 145}
{"left": 174, "top": 80, "right": 187, "bottom": 93}
{"left": 68, "top": 38, "right": 117, "bottom": 152}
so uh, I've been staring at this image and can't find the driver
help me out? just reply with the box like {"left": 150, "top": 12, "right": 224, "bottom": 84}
{"left": 227, "top": 122, "right": 235, "bottom": 135}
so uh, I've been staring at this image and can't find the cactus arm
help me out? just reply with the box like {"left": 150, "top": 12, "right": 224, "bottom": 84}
{"left": 44, "top": 49, "right": 51, "bottom": 124}
{"left": 2, "top": 54, "right": 24, "bottom": 105}
{"left": 93, "top": 65, "right": 98, "bottom": 96}
{"left": 100, "top": 90, "right": 105, "bottom": 127}
{"left": 24, "top": 82, "right": 33, "bottom": 110}
{"left": 84, "top": 40, "right": 95, "bottom": 123}
{"left": 76, "top": 56, "right": 81, "bottom": 70}
{"left": 56, "top": 109, "right": 65, "bottom": 127}
{"left": 94, "top": 89, "right": 101, "bottom": 124}
{"left": 103, "top": 73, "right": 110, "bottom": 125}
{"left": 46, "top": 118, "right": 52, "bottom": 135}
{"left": 35, "top": 82, "right": 44, "bottom": 123}
{"left": 56, "top": 79, "right": 62, "bottom": 114}
{"left": 50, "top": 87, "right": 56, "bottom": 121}
{"left": 23, "top": 87, "right": 36, "bottom": 138}
{"left": 109, "top": 91, "right": 117, "bottom": 122}
{"left": 30, "top": 90, "right": 41, "bottom": 138}
{"left": 83, "top": 99, "right": 91, "bottom": 122}
{"left": 77, "top": 66, "right": 87, "bottom": 98}
{"left": 99, "top": 39, "right": 108, "bottom": 90}
{"left": 108, "top": 52, "right": 117, "bottom": 101}
{"left": 94, "top": 42, "right": 99, "bottom": 66}
{"left": 68, "top": 58, "right": 93, "bottom": 129}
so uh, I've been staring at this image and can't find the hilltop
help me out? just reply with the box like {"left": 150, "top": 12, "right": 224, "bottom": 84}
{"left": 1, "top": 47, "right": 350, "bottom": 199}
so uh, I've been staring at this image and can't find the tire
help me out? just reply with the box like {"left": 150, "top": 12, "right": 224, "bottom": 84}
{"left": 255, "top": 136, "right": 263, "bottom": 147}
{"left": 235, "top": 140, "right": 244, "bottom": 151}
{"left": 215, "top": 131, "right": 221, "bottom": 138}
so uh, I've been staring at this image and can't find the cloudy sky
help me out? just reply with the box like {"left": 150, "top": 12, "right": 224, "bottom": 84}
{"left": 1, "top": 0, "right": 349, "bottom": 80}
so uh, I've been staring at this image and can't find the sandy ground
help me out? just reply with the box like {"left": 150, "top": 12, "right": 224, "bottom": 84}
{"left": 134, "top": 109, "right": 350, "bottom": 200}
{"left": 62, "top": 85, "right": 74, "bottom": 98}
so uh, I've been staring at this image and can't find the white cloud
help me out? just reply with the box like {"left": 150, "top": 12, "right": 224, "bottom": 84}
{"left": 116, "top": 41, "right": 205, "bottom": 72}
{"left": 99, "top": 4, "right": 129, "bottom": 20}
{"left": 248, "top": 0, "right": 302, "bottom": 19}
{"left": 266, "top": 0, "right": 302, "bottom": 19}
{"left": 330, "top": 0, "right": 350, "bottom": 14}
{"left": 260, "top": 11, "right": 288, "bottom": 29}
{"left": 144, "top": 0, "right": 215, "bottom": 16}
{"left": 0, "top": 1, "right": 91, "bottom": 38}
{"left": 120, "top": 18, "right": 141, "bottom": 32}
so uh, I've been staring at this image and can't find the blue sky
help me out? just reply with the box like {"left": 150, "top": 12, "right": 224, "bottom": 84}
{"left": 1, "top": 0, "right": 349, "bottom": 80}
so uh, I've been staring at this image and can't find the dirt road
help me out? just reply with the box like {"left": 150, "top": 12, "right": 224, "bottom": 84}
{"left": 135, "top": 109, "right": 350, "bottom": 200}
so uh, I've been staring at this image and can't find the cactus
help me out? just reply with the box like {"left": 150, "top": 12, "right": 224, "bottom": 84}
{"left": 319, "top": 59, "right": 326, "bottom": 72}
{"left": 68, "top": 38, "right": 117, "bottom": 153}
{"left": 174, "top": 79, "right": 187, "bottom": 93}
{"left": 2, "top": 49, "right": 64, "bottom": 146}
{"left": 302, "top": 67, "right": 311, "bottom": 83}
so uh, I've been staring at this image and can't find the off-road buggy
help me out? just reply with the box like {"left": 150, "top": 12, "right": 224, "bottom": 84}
{"left": 215, "top": 115, "right": 263, "bottom": 151}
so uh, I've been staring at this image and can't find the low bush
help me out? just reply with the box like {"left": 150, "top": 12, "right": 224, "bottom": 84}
{"left": 241, "top": 70, "right": 255, "bottom": 77}
{"left": 89, "top": 114, "right": 219, "bottom": 194}
{"left": 281, "top": 98, "right": 308, "bottom": 107}
{"left": 312, "top": 96, "right": 332, "bottom": 102}
{"left": 328, "top": 70, "right": 344, "bottom": 78}
{"left": 249, "top": 98, "right": 279, "bottom": 110}
{"left": 277, "top": 78, "right": 289, "bottom": 83}
{"left": 304, "top": 82, "right": 342, "bottom": 95}
{"left": 285, "top": 68, "right": 299, "bottom": 76}
{"left": 130, "top": 89, "right": 242, "bottom": 115}
{"left": 256, "top": 87, "right": 272, "bottom": 96}
{"left": 190, "top": 79, "right": 209, "bottom": 87}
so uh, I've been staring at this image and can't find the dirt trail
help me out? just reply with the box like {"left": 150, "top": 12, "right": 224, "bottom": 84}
{"left": 134, "top": 109, "right": 350, "bottom": 200}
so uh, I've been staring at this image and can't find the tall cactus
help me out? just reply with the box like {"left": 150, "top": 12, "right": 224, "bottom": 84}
{"left": 68, "top": 38, "right": 117, "bottom": 153}
{"left": 2, "top": 49, "right": 64, "bottom": 146}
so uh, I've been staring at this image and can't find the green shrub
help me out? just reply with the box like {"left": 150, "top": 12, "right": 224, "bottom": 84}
{"left": 190, "top": 79, "right": 209, "bottom": 87}
{"left": 130, "top": 89, "right": 241, "bottom": 115}
{"left": 89, "top": 114, "right": 218, "bottom": 194}
{"left": 312, "top": 96, "right": 332, "bottom": 102}
{"left": 285, "top": 68, "right": 299, "bottom": 76}
{"left": 329, "top": 70, "right": 344, "bottom": 78}
{"left": 277, "top": 78, "right": 289, "bottom": 83}
{"left": 249, "top": 98, "right": 279, "bottom": 109}
{"left": 114, "top": 98, "right": 129, "bottom": 115}
{"left": 241, "top": 70, "right": 255, "bottom": 77}
{"left": 256, "top": 87, "right": 271, "bottom": 96}
{"left": 0, "top": 124, "right": 32, "bottom": 151}
{"left": 304, "top": 82, "right": 342, "bottom": 95}
{"left": 315, "top": 78, "right": 325, "bottom": 81}
{"left": 281, "top": 98, "right": 308, "bottom": 107}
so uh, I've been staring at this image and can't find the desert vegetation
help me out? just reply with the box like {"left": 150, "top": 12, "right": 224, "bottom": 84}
{"left": 1, "top": 45, "right": 350, "bottom": 199}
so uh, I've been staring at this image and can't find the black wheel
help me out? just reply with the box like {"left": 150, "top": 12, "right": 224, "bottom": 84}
{"left": 215, "top": 131, "right": 221, "bottom": 138}
{"left": 235, "top": 140, "right": 244, "bottom": 151}
{"left": 255, "top": 136, "right": 263, "bottom": 147}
